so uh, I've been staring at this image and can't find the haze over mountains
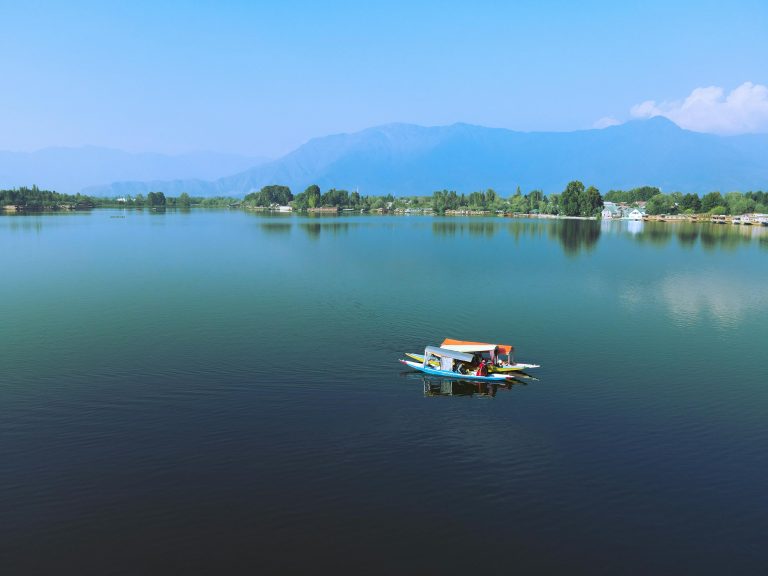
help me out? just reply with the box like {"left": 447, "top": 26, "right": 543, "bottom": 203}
{"left": 6, "top": 118, "right": 768, "bottom": 197}
{"left": 0, "top": 147, "right": 268, "bottom": 194}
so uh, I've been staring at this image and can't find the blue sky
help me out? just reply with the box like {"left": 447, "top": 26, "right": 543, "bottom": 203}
{"left": 2, "top": 0, "right": 767, "bottom": 157}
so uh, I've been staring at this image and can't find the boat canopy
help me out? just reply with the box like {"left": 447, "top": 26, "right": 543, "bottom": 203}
{"left": 441, "top": 338, "right": 514, "bottom": 355}
{"left": 423, "top": 346, "right": 474, "bottom": 363}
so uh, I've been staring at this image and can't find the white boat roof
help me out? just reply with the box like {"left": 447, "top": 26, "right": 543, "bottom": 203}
{"left": 441, "top": 344, "right": 496, "bottom": 353}
{"left": 423, "top": 346, "right": 474, "bottom": 362}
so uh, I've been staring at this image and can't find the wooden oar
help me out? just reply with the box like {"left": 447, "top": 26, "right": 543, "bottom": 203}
{"left": 511, "top": 370, "right": 539, "bottom": 381}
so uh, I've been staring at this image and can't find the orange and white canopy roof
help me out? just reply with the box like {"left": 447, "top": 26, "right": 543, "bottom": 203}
{"left": 441, "top": 338, "right": 514, "bottom": 355}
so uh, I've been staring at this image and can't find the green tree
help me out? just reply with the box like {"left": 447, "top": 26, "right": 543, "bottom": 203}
{"left": 604, "top": 189, "right": 629, "bottom": 203}
{"left": 527, "top": 189, "right": 545, "bottom": 212}
{"left": 509, "top": 194, "right": 528, "bottom": 213}
{"left": 178, "top": 192, "right": 191, "bottom": 208}
{"left": 468, "top": 190, "right": 487, "bottom": 209}
{"left": 321, "top": 188, "right": 350, "bottom": 207}
{"left": 630, "top": 186, "right": 661, "bottom": 202}
{"left": 243, "top": 185, "right": 293, "bottom": 207}
{"left": 306, "top": 185, "right": 321, "bottom": 208}
{"left": 724, "top": 192, "right": 755, "bottom": 215}
{"left": 730, "top": 196, "right": 755, "bottom": 215}
{"left": 681, "top": 193, "right": 701, "bottom": 212}
{"left": 265, "top": 185, "right": 292, "bottom": 205}
{"left": 146, "top": 191, "right": 166, "bottom": 207}
{"left": 199, "top": 196, "right": 238, "bottom": 207}
{"left": 580, "top": 186, "right": 603, "bottom": 217}
{"left": 701, "top": 192, "right": 725, "bottom": 213}
{"left": 560, "top": 181, "right": 585, "bottom": 216}
{"left": 745, "top": 191, "right": 766, "bottom": 206}
{"left": 646, "top": 193, "right": 673, "bottom": 215}
{"left": 432, "top": 189, "right": 461, "bottom": 213}
{"left": 544, "top": 193, "right": 561, "bottom": 215}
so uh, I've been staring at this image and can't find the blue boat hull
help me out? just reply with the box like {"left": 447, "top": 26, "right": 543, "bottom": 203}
{"left": 399, "top": 359, "right": 515, "bottom": 382}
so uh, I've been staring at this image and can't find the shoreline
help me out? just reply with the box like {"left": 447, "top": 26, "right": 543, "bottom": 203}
{"left": 3, "top": 205, "right": 766, "bottom": 226}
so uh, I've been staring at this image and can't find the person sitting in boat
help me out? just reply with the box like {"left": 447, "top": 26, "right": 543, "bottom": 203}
{"left": 475, "top": 359, "right": 488, "bottom": 376}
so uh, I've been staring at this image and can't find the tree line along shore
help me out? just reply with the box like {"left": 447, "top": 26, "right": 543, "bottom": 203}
{"left": 2, "top": 183, "right": 767, "bottom": 218}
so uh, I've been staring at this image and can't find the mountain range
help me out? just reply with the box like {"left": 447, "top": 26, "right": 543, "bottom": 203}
{"left": 0, "top": 147, "right": 268, "bottom": 194}
{"left": 5, "top": 118, "right": 768, "bottom": 197}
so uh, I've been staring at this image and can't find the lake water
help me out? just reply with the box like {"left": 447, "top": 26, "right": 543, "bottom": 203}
{"left": 2, "top": 210, "right": 767, "bottom": 574}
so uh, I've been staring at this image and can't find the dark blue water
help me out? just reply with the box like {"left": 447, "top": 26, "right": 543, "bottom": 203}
{"left": 1, "top": 211, "right": 767, "bottom": 574}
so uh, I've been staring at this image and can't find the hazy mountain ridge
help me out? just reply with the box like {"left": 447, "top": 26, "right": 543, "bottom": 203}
{"left": 15, "top": 119, "right": 768, "bottom": 197}
{"left": 208, "top": 118, "right": 767, "bottom": 195}
{"left": 0, "top": 147, "right": 269, "bottom": 194}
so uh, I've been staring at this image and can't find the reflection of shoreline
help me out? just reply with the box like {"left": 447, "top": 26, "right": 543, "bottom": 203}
{"left": 601, "top": 219, "right": 767, "bottom": 249}
{"left": 627, "top": 219, "right": 643, "bottom": 235}
{"left": 9, "top": 210, "right": 763, "bottom": 253}
{"left": 550, "top": 219, "right": 601, "bottom": 256}
{"left": 254, "top": 215, "right": 767, "bottom": 252}
{"left": 432, "top": 218, "right": 602, "bottom": 255}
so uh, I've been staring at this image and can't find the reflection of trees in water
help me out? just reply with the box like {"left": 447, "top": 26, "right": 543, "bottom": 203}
{"left": 630, "top": 221, "right": 767, "bottom": 251}
{"left": 429, "top": 216, "right": 766, "bottom": 253}
{"left": 300, "top": 223, "right": 321, "bottom": 239}
{"left": 432, "top": 221, "right": 460, "bottom": 236}
{"left": 699, "top": 223, "right": 758, "bottom": 251}
{"left": 298, "top": 221, "right": 352, "bottom": 239}
{"left": 5, "top": 217, "right": 44, "bottom": 233}
{"left": 611, "top": 220, "right": 768, "bottom": 251}
{"left": 506, "top": 220, "right": 545, "bottom": 242}
{"left": 675, "top": 223, "right": 700, "bottom": 247}
{"left": 550, "top": 219, "right": 601, "bottom": 256}
{"left": 432, "top": 220, "right": 499, "bottom": 237}
{"left": 432, "top": 218, "right": 547, "bottom": 240}
{"left": 259, "top": 222, "right": 292, "bottom": 234}
{"left": 433, "top": 217, "right": 603, "bottom": 256}
{"left": 633, "top": 222, "right": 673, "bottom": 247}
{"left": 468, "top": 221, "right": 497, "bottom": 237}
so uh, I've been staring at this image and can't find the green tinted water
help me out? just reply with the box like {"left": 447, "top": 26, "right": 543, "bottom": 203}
{"left": 1, "top": 210, "right": 767, "bottom": 574}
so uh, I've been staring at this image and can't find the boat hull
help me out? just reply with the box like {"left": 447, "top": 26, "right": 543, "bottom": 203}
{"left": 404, "top": 352, "right": 538, "bottom": 372}
{"left": 399, "top": 359, "right": 518, "bottom": 382}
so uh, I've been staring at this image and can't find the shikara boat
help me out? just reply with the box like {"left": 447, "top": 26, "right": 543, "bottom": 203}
{"left": 405, "top": 338, "right": 540, "bottom": 373}
{"left": 400, "top": 346, "right": 522, "bottom": 382}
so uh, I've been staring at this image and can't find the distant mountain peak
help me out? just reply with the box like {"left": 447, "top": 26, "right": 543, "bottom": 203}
{"left": 623, "top": 115, "right": 682, "bottom": 131}
{"left": 31, "top": 119, "right": 768, "bottom": 198}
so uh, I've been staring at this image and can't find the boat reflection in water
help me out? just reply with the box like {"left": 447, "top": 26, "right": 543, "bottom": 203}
{"left": 416, "top": 375, "right": 528, "bottom": 397}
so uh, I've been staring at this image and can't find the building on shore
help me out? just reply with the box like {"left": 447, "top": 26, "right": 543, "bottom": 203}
{"left": 601, "top": 202, "right": 646, "bottom": 220}
{"left": 601, "top": 202, "right": 621, "bottom": 219}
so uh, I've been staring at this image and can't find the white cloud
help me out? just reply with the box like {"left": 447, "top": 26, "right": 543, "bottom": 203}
{"left": 593, "top": 116, "right": 622, "bottom": 129}
{"left": 630, "top": 82, "right": 768, "bottom": 135}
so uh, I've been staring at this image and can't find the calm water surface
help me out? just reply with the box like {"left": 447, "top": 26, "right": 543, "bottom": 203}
{"left": 1, "top": 211, "right": 767, "bottom": 574}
